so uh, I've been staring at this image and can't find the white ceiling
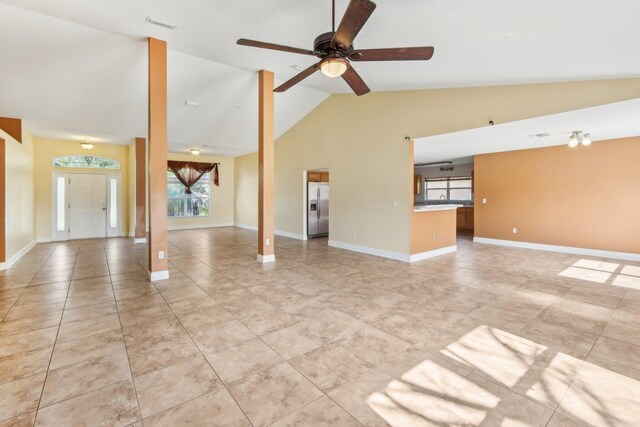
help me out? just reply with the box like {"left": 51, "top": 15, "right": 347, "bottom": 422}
{"left": 1, "top": 0, "right": 640, "bottom": 155}
{"left": 414, "top": 98, "right": 640, "bottom": 163}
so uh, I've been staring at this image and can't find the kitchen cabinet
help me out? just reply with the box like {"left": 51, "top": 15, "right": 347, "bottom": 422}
{"left": 456, "top": 207, "right": 474, "bottom": 231}
{"left": 308, "top": 172, "right": 329, "bottom": 182}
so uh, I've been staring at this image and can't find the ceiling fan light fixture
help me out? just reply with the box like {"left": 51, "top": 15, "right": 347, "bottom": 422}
{"left": 581, "top": 133, "right": 592, "bottom": 146}
{"left": 190, "top": 148, "right": 201, "bottom": 155}
{"left": 568, "top": 132, "right": 580, "bottom": 148}
{"left": 320, "top": 57, "right": 349, "bottom": 78}
{"left": 80, "top": 139, "right": 93, "bottom": 150}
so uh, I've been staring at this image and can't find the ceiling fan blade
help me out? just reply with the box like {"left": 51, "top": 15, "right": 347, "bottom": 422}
{"left": 274, "top": 63, "right": 321, "bottom": 92}
{"left": 349, "top": 46, "right": 435, "bottom": 61}
{"left": 237, "top": 39, "right": 316, "bottom": 56}
{"left": 331, "top": 0, "right": 377, "bottom": 50}
{"left": 341, "top": 66, "right": 370, "bottom": 96}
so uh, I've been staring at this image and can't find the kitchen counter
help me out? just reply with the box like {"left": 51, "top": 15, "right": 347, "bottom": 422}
{"left": 414, "top": 204, "right": 463, "bottom": 212}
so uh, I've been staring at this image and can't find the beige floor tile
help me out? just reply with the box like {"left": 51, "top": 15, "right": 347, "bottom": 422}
{"left": 228, "top": 362, "right": 323, "bottom": 427}
{"left": 142, "top": 388, "right": 250, "bottom": 426}
{"left": 329, "top": 368, "right": 421, "bottom": 427}
{"left": 40, "top": 352, "right": 131, "bottom": 407}
{"left": 181, "top": 315, "right": 256, "bottom": 354}
{"left": 289, "top": 342, "right": 373, "bottom": 392}
{"left": 437, "top": 373, "right": 553, "bottom": 426}
{"left": 34, "top": 380, "right": 140, "bottom": 427}
{"left": 56, "top": 313, "right": 121, "bottom": 343}
{"left": 0, "top": 373, "right": 46, "bottom": 422}
{"left": 546, "top": 412, "right": 589, "bottom": 427}
{"left": 61, "top": 301, "right": 118, "bottom": 324}
{"left": 49, "top": 330, "right": 126, "bottom": 369}
{"left": 205, "top": 338, "right": 282, "bottom": 385}
{"left": 261, "top": 321, "right": 329, "bottom": 359}
{"left": 336, "top": 326, "right": 412, "bottom": 365}
{"left": 0, "top": 328, "right": 57, "bottom": 358}
{"left": 133, "top": 356, "right": 221, "bottom": 418}
{"left": 0, "top": 314, "right": 61, "bottom": 337}
{"left": 126, "top": 333, "right": 201, "bottom": 377}
{"left": 0, "top": 347, "right": 53, "bottom": 384}
{"left": 558, "top": 361, "right": 640, "bottom": 427}
{"left": 0, "top": 411, "right": 36, "bottom": 427}
{"left": 271, "top": 395, "right": 360, "bottom": 427}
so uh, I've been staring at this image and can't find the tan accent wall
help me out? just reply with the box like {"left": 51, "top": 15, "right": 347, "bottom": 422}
{"left": 234, "top": 77, "right": 640, "bottom": 255}
{"left": 410, "top": 210, "right": 457, "bottom": 254}
{"left": 148, "top": 37, "right": 168, "bottom": 274}
{"left": 474, "top": 137, "right": 640, "bottom": 254}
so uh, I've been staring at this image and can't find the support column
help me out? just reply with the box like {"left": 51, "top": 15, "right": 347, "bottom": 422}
{"left": 257, "top": 70, "right": 275, "bottom": 263}
{"left": 134, "top": 137, "right": 147, "bottom": 243}
{"left": 148, "top": 38, "right": 169, "bottom": 280}
{"left": 0, "top": 138, "right": 5, "bottom": 264}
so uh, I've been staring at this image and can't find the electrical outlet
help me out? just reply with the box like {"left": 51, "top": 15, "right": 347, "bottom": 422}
{"left": 351, "top": 231, "right": 356, "bottom": 237}
{"left": 482, "top": 198, "right": 487, "bottom": 204}
{"left": 266, "top": 238, "right": 270, "bottom": 246}
{"left": 432, "top": 235, "right": 437, "bottom": 240}
{"left": 392, "top": 201, "right": 398, "bottom": 208}
{"left": 158, "top": 251, "right": 165, "bottom": 259}
{"left": 512, "top": 228, "right": 517, "bottom": 234}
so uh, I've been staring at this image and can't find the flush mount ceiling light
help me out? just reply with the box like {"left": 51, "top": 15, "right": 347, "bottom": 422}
{"left": 80, "top": 139, "right": 93, "bottom": 150}
{"left": 145, "top": 16, "right": 177, "bottom": 29}
{"left": 184, "top": 100, "right": 200, "bottom": 108}
{"left": 190, "top": 148, "right": 201, "bottom": 155}
{"left": 319, "top": 56, "right": 349, "bottom": 78}
{"left": 568, "top": 131, "right": 591, "bottom": 148}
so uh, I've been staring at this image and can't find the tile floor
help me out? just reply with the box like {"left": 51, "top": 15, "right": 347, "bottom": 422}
{"left": 1, "top": 227, "right": 639, "bottom": 426}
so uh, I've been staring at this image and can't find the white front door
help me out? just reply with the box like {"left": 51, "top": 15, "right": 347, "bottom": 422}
{"left": 69, "top": 174, "right": 107, "bottom": 239}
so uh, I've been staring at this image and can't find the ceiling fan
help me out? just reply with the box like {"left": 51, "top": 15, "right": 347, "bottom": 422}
{"left": 237, "top": 0, "right": 435, "bottom": 96}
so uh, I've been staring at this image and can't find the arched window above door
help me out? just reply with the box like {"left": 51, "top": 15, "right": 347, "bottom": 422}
{"left": 53, "top": 155, "right": 120, "bottom": 169}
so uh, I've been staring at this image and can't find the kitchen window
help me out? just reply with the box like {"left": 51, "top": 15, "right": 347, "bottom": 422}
{"left": 425, "top": 177, "right": 473, "bottom": 203}
{"left": 168, "top": 171, "right": 211, "bottom": 217}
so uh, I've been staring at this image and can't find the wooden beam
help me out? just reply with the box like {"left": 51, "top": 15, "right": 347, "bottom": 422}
{"left": 147, "top": 38, "right": 169, "bottom": 280}
{"left": 0, "top": 138, "right": 5, "bottom": 263}
{"left": 134, "top": 137, "right": 147, "bottom": 242}
{"left": 0, "top": 117, "right": 21, "bottom": 144}
{"left": 257, "top": 70, "right": 275, "bottom": 263}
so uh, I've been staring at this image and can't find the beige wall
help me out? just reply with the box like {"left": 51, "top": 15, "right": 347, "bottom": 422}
{"left": 34, "top": 138, "right": 130, "bottom": 241}
{"left": 234, "top": 77, "right": 640, "bottom": 256}
{"left": 2, "top": 127, "right": 36, "bottom": 258}
{"left": 475, "top": 137, "right": 640, "bottom": 254}
{"left": 167, "top": 153, "right": 234, "bottom": 230}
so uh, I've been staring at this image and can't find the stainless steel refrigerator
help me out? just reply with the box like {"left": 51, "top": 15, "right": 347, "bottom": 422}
{"left": 307, "top": 182, "right": 329, "bottom": 238}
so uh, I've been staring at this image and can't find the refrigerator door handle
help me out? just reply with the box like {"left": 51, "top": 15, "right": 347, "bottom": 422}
{"left": 317, "top": 187, "right": 321, "bottom": 219}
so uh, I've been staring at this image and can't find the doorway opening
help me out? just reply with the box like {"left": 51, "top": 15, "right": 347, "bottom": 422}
{"left": 305, "top": 169, "right": 329, "bottom": 242}
{"left": 52, "top": 172, "right": 121, "bottom": 241}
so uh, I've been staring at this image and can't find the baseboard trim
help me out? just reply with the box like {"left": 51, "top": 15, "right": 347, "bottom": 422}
{"left": 235, "top": 224, "right": 257, "bottom": 231}
{"left": 328, "top": 240, "right": 409, "bottom": 262}
{"left": 0, "top": 240, "right": 37, "bottom": 270}
{"left": 473, "top": 237, "right": 640, "bottom": 261}
{"left": 169, "top": 223, "right": 234, "bottom": 231}
{"left": 149, "top": 270, "right": 169, "bottom": 281}
{"left": 234, "top": 224, "right": 304, "bottom": 241}
{"left": 133, "top": 238, "right": 146, "bottom": 244}
{"left": 409, "top": 245, "right": 457, "bottom": 262}
{"left": 257, "top": 254, "right": 276, "bottom": 263}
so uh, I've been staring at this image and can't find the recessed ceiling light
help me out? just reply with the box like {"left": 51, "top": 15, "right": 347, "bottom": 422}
{"left": 145, "top": 16, "right": 177, "bottom": 29}
{"left": 528, "top": 133, "right": 550, "bottom": 138}
{"left": 184, "top": 100, "right": 200, "bottom": 108}
{"left": 190, "top": 148, "right": 201, "bottom": 155}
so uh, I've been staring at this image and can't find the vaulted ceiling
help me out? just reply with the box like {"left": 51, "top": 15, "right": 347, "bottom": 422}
{"left": 1, "top": 0, "right": 639, "bottom": 156}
